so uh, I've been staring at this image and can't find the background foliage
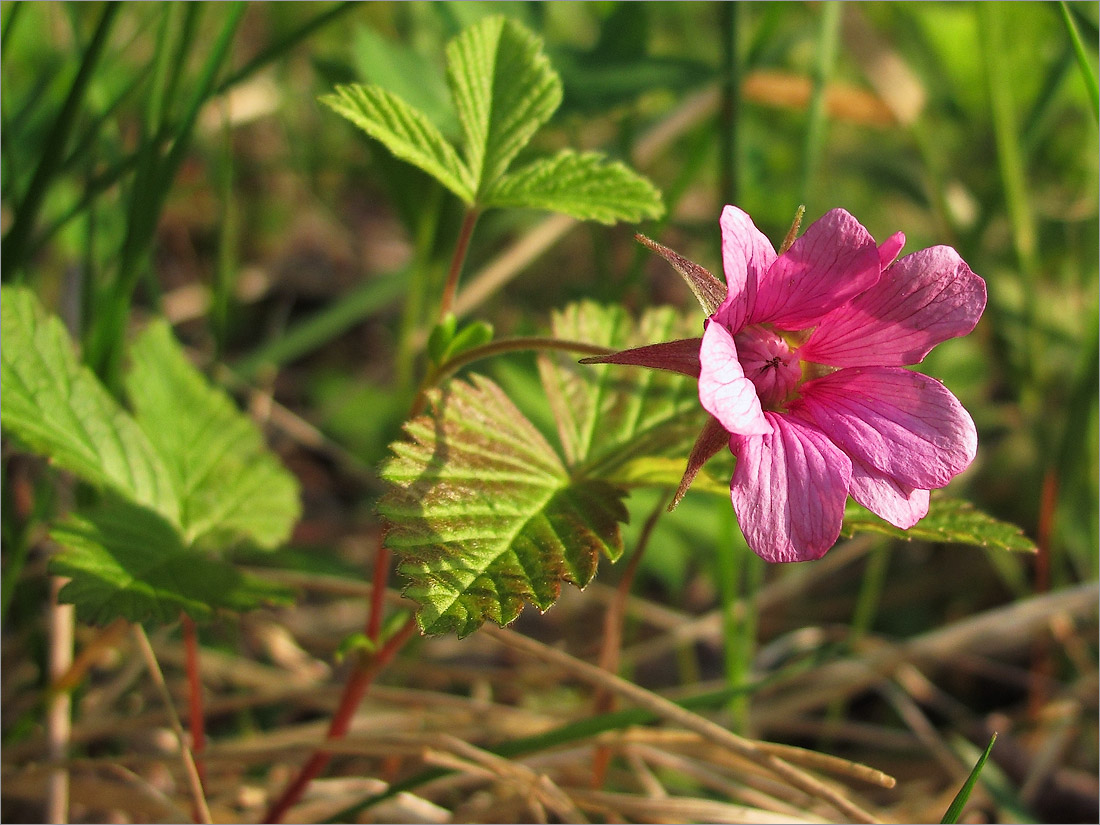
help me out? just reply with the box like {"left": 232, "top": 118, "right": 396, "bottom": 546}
{"left": 2, "top": 2, "right": 1096, "bottom": 823}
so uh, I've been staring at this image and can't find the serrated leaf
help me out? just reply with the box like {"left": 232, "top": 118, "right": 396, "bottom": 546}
{"left": 446, "top": 16, "right": 562, "bottom": 195}
{"left": 537, "top": 301, "right": 703, "bottom": 475}
{"left": 0, "top": 286, "right": 178, "bottom": 522}
{"left": 50, "top": 498, "right": 292, "bottom": 626}
{"left": 483, "top": 149, "right": 665, "bottom": 224}
{"left": 607, "top": 456, "right": 729, "bottom": 497}
{"left": 125, "top": 320, "right": 301, "bottom": 549}
{"left": 841, "top": 497, "right": 1037, "bottom": 552}
{"left": 379, "top": 375, "right": 626, "bottom": 637}
{"left": 321, "top": 84, "right": 474, "bottom": 202}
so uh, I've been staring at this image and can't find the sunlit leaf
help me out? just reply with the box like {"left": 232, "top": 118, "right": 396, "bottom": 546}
{"left": 321, "top": 83, "right": 474, "bottom": 202}
{"left": 0, "top": 286, "right": 178, "bottom": 522}
{"left": 379, "top": 375, "right": 626, "bottom": 637}
{"left": 537, "top": 301, "right": 703, "bottom": 475}
{"left": 445, "top": 15, "right": 562, "bottom": 195}
{"left": 841, "top": 497, "right": 1036, "bottom": 552}
{"left": 50, "top": 498, "right": 291, "bottom": 626}
{"left": 125, "top": 320, "right": 301, "bottom": 549}
{"left": 484, "top": 150, "right": 664, "bottom": 224}
{"left": 941, "top": 734, "right": 997, "bottom": 823}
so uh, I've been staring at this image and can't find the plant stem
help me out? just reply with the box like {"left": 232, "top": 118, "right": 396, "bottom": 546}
{"left": 409, "top": 336, "right": 615, "bottom": 417}
{"left": 261, "top": 615, "right": 419, "bottom": 824}
{"left": 591, "top": 494, "right": 668, "bottom": 788}
{"left": 800, "top": 0, "right": 842, "bottom": 205}
{"left": 437, "top": 208, "right": 480, "bottom": 322}
{"left": 180, "top": 613, "right": 207, "bottom": 790}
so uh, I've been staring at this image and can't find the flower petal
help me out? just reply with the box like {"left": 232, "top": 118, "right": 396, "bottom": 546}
{"left": 795, "top": 366, "right": 977, "bottom": 490}
{"left": 714, "top": 205, "right": 776, "bottom": 333}
{"left": 800, "top": 245, "right": 987, "bottom": 367}
{"left": 698, "top": 322, "right": 771, "bottom": 436}
{"left": 751, "top": 208, "right": 881, "bottom": 330}
{"left": 730, "top": 412, "right": 852, "bottom": 562}
{"left": 848, "top": 457, "right": 930, "bottom": 529}
{"left": 878, "top": 231, "right": 905, "bottom": 269}
{"left": 580, "top": 338, "right": 702, "bottom": 377}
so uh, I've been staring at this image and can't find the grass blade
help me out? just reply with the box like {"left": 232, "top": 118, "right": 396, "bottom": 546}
{"left": 940, "top": 733, "right": 997, "bottom": 823}
{"left": 1, "top": 1, "right": 120, "bottom": 277}
{"left": 1059, "top": 0, "right": 1099, "bottom": 123}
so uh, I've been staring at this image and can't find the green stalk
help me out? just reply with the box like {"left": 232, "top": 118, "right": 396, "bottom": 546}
{"left": 1059, "top": 0, "right": 1099, "bottom": 123}
{"left": 978, "top": 2, "right": 1038, "bottom": 383}
{"left": 1, "top": 1, "right": 120, "bottom": 277}
{"left": 719, "top": 1, "right": 740, "bottom": 205}
{"left": 1, "top": 1, "right": 24, "bottom": 57}
{"left": 800, "top": 1, "right": 842, "bottom": 205}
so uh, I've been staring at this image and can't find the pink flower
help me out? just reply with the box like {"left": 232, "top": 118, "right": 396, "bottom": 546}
{"left": 585, "top": 206, "right": 987, "bottom": 563}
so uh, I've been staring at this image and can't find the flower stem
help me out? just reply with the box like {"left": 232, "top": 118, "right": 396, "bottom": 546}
{"left": 437, "top": 208, "right": 480, "bottom": 322}
{"left": 180, "top": 613, "right": 207, "bottom": 790}
{"left": 410, "top": 336, "right": 615, "bottom": 417}
{"left": 262, "top": 615, "right": 419, "bottom": 823}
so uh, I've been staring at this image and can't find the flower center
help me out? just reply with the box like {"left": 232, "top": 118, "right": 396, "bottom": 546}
{"left": 734, "top": 326, "right": 801, "bottom": 410}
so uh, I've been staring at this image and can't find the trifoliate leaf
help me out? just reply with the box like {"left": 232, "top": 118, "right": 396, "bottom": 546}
{"left": 50, "top": 498, "right": 292, "bottom": 626}
{"left": 379, "top": 375, "right": 626, "bottom": 637}
{"left": 484, "top": 150, "right": 664, "bottom": 224}
{"left": 0, "top": 286, "right": 178, "bottom": 522}
{"left": 125, "top": 320, "right": 301, "bottom": 549}
{"left": 841, "top": 497, "right": 1037, "bottom": 552}
{"left": 537, "top": 302, "right": 703, "bottom": 476}
{"left": 321, "top": 83, "right": 474, "bottom": 202}
{"left": 445, "top": 16, "right": 562, "bottom": 195}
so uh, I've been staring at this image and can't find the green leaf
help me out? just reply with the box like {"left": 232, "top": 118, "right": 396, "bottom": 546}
{"left": 536, "top": 301, "right": 703, "bottom": 476}
{"left": 841, "top": 497, "right": 1037, "bottom": 552}
{"left": 321, "top": 83, "right": 474, "bottom": 202}
{"left": 445, "top": 16, "right": 562, "bottom": 195}
{"left": 379, "top": 375, "right": 626, "bottom": 637}
{"left": 484, "top": 149, "right": 665, "bottom": 224}
{"left": 941, "top": 734, "right": 997, "bottom": 823}
{"left": 125, "top": 320, "right": 301, "bottom": 549}
{"left": 440, "top": 319, "right": 494, "bottom": 363}
{"left": 0, "top": 286, "right": 178, "bottom": 522}
{"left": 50, "top": 498, "right": 292, "bottom": 626}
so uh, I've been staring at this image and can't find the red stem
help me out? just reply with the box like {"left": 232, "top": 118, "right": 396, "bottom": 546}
{"left": 437, "top": 208, "right": 480, "bottom": 321}
{"left": 590, "top": 497, "right": 667, "bottom": 788}
{"left": 262, "top": 615, "right": 418, "bottom": 823}
{"left": 366, "top": 534, "right": 390, "bottom": 643}
{"left": 180, "top": 613, "right": 207, "bottom": 791}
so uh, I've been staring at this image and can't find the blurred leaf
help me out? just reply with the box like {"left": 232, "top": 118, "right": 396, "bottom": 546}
{"left": 125, "top": 320, "right": 301, "bottom": 550}
{"left": 321, "top": 83, "right": 474, "bottom": 202}
{"left": 50, "top": 498, "right": 291, "bottom": 626}
{"left": 445, "top": 15, "right": 562, "bottom": 195}
{"left": 484, "top": 149, "right": 664, "bottom": 224}
{"left": 941, "top": 733, "right": 997, "bottom": 823}
{"left": 427, "top": 313, "right": 459, "bottom": 365}
{"left": 841, "top": 497, "right": 1037, "bottom": 553}
{"left": 440, "top": 319, "right": 495, "bottom": 364}
{"left": 351, "top": 24, "right": 460, "bottom": 138}
{"left": 607, "top": 455, "right": 727, "bottom": 497}
{"left": 537, "top": 301, "right": 702, "bottom": 476}
{"left": 0, "top": 286, "right": 178, "bottom": 522}
{"left": 554, "top": 52, "right": 711, "bottom": 114}
{"left": 379, "top": 375, "right": 626, "bottom": 637}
